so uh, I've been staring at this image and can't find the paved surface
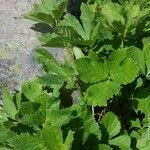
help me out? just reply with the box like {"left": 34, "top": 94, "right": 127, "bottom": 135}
{"left": 0, "top": 0, "right": 65, "bottom": 102}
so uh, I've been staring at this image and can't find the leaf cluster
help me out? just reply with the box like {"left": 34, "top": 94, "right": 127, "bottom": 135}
{"left": 1, "top": 0, "right": 150, "bottom": 149}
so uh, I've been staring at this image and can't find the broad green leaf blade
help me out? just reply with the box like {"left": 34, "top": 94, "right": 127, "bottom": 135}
{"left": 85, "top": 80, "right": 120, "bottom": 106}
{"left": 57, "top": 3, "right": 100, "bottom": 47}
{"left": 39, "top": 33, "right": 67, "bottom": 47}
{"left": 80, "top": 3, "right": 95, "bottom": 40}
{"left": 64, "top": 130, "right": 74, "bottom": 150}
{"left": 21, "top": 79, "right": 43, "bottom": 102}
{"left": 36, "top": 48, "right": 61, "bottom": 74}
{"left": 0, "top": 110, "right": 8, "bottom": 123}
{"left": 100, "top": 112, "right": 121, "bottom": 139}
{"left": 101, "top": 2, "right": 123, "bottom": 24}
{"left": 38, "top": 73, "right": 64, "bottom": 86}
{"left": 143, "top": 37, "right": 150, "bottom": 46}
{"left": 0, "top": 123, "right": 16, "bottom": 144}
{"left": 127, "top": 46, "right": 146, "bottom": 75}
{"left": 15, "top": 92, "right": 22, "bottom": 110}
{"left": 108, "top": 48, "right": 127, "bottom": 67}
{"left": 41, "top": 124, "right": 73, "bottom": 150}
{"left": 41, "top": 124, "right": 63, "bottom": 149}
{"left": 70, "top": 103, "right": 89, "bottom": 119}
{"left": 46, "top": 102, "right": 73, "bottom": 127}
{"left": 19, "top": 101, "right": 46, "bottom": 129}
{"left": 107, "top": 48, "right": 139, "bottom": 84}
{"left": 131, "top": 119, "right": 141, "bottom": 128}
{"left": 24, "top": 0, "right": 68, "bottom": 25}
{"left": 137, "top": 129, "right": 150, "bottom": 150}
{"left": 2, "top": 87, "right": 17, "bottom": 119}
{"left": 82, "top": 116, "right": 101, "bottom": 143}
{"left": 76, "top": 58, "right": 108, "bottom": 83}
{"left": 125, "top": 3, "right": 141, "bottom": 33}
{"left": 25, "top": 12, "right": 54, "bottom": 25}
{"left": 144, "top": 44, "right": 150, "bottom": 76}
{"left": 21, "top": 113, "right": 45, "bottom": 129}
{"left": 55, "top": 25, "right": 88, "bottom": 47}
{"left": 58, "top": 14, "right": 84, "bottom": 39}
{"left": 109, "top": 135, "right": 131, "bottom": 150}
{"left": 9, "top": 134, "right": 45, "bottom": 150}
{"left": 101, "top": 2, "right": 125, "bottom": 34}
{"left": 38, "top": 73, "right": 64, "bottom": 97}
{"left": 73, "top": 47, "right": 85, "bottom": 60}
{"left": 19, "top": 102, "right": 40, "bottom": 115}
{"left": 36, "top": 48, "right": 74, "bottom": 81}
{"left": 51, "top": 0, "right": 68, "bottom": 20}
{"left": 134, "top": 87, "right": 150, "bottom": 116}
{"left": 110, "top": 58, "right": 139, "bottom": 84}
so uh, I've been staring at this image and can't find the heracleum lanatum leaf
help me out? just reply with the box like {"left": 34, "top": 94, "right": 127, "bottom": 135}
{"left": 85, "top": 80, "right": 120, "bottom": 106}
{"left": 100, "top": 112, "right": 121, "bottom": 139}
{"left": 2, "top": 87, "right": 18, "bottom": 119}
{"left": 76, "top": 57, "right": 108, "bottom": 83}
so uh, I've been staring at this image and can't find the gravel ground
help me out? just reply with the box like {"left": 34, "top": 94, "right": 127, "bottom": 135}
{"left": 0, "top": 0, "right": 65, "bottom": 102}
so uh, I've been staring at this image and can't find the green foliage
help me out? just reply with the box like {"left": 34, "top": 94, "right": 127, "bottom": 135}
{"left": 2, "top": 87, "right": 18, "bottom": 119}
{"left": 24, "top": 0, "right": 68, "bottom": 26}
{"left": 1, "top": 0, "right": 150, "bottom": 149}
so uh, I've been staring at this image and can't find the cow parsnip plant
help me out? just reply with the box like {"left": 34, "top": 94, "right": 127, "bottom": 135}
{"left": 1, "top": 0, "right": 150, "bottom": 149}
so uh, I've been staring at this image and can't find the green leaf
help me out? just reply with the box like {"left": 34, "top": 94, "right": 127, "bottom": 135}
{"left": 108, "top": 48, "right": 127, "bottom": 67}
{"left": 64, "top": 130, "right": 74, "bottom": 150}
{"left": 0, "top": 123, "right": 16, "bottom": 144}
{"left": 134, "top": 87, "right": 150, "bottom": 116}
{"left": 24, "top": 0, "right": 68, "bottom": 25}
{"left": 70, "top": 103, "right": 89, "bottom": 119}
{"left": 56, "top": 3, "right": 100, "bottom": 47}
{"left": 38, "top": 73, "right": 64, "bottom": 97}
{"left": 107, "top": 48, "right": 139, "bottom": 84}
{"left": 21, "top": 79, "right": 43, "bottom": 102}
{"left": 41, "top": 124, "right": 73, "bottom": 150}
{"left": 9, "top": 133, "right": 45, "bottom": 150}
{"left": 100, "top": 112, "right": 121, "bottom": 139}
{"left": 0, "top": 110, "right": 8, "bottom": 123}
{"left": 131, "top": 119, "right": 141, "bottom": 128}
{"left": 109, "top": 135, "right": 131, "bottom": 150}
{"left": 80, "top": 3, "right": 96, "bottom": 40}
{"left": 19, "top": 102, "right": 40, "bottom": 115}
{"left": 2, "top": 87, "right": 17, "bottom": 119}
{"left": 73, "top": 47, "right": 85, "bottom": 60}
{"left": 38, "top": 73, "right": 64, "bottom": 86}
{"left": 46, "top": 101, "right": 73, "bottom": 127}
{"left": 142, "top": 116, "right": 150, "bottom": 128}
{"left": 125, "top": 3, "right": 141, "bottom": 33}
{"left": 39, "top": 3, "right": 101, "bottom": 48}
{"left": 82, "top": 116, "right": 101, "bottom": 143}
{"left": 137, "top": 128, "right": 150, "bottom": 150}
{"left": 143, "top": 37, "right": 150, "bottom": 46}
{"left": 19, "top": 101, "right": 46, "bottom": 129}
{"left": 127, "top": 46, "right": 146, "bottom": 75}
{"left": 20, "top": 113, "right": 45, "bottom": 129}
{"left": 144, "top": 44, "right": 150, "bottom": 75}
{"left": 36, "top": 48, "right": 61, "bottom": 74}
{"left": 15, "top": 92, "right": 22, "bottom": 110}
{"left": 101, "top": 3, "right": 123, "bottom": 24}
{"left": 58, "top": 14, "right": 84, "bottom": 38}
{"left": 39, "top": 33, "right": 68, "bottom": 47}
{"left": 36, "top": 48, "right": 74, "bottom": 81}
{"left": 76, "top": 57, "right": 108, "bottom": 83}
{"left": 60, "top": 3, "right": 99, "bottom": 41}
{"left": 85, "top": 80, "right": 120, "bottom": 106}
{"left": 101, "top": 2, "right": 125, "bottom": 34}
{"left": 110, "top": 58, "right": 139, "bottom": 84}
